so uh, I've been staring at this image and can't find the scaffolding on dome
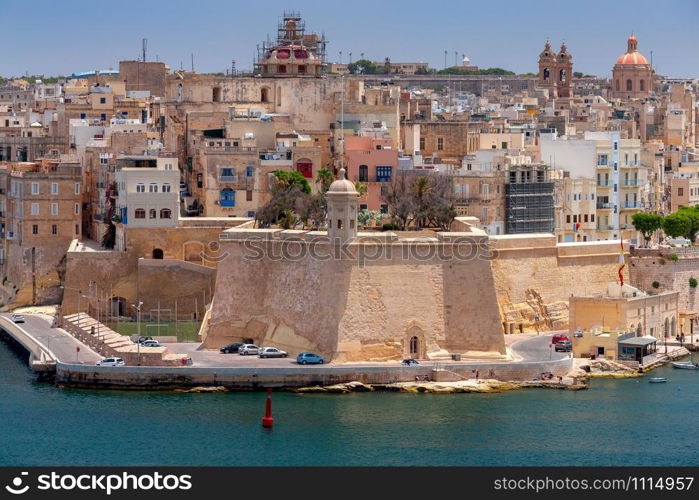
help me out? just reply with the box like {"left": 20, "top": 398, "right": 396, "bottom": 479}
{"left": 254, "top": 11, "right": 328, "bottom": 74}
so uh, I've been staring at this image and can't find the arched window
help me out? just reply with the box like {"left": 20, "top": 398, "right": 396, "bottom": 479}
{"left": 543, "top": 68, "right": 550, "bottom": 81}
{"left": 136, "top": 183, "right": 145, "bottom": 193}
{"left": 559, "top": 69, "right": 566, "bottom": 82}
{"left": 160, "top": 208, "right": 172, "bottom": 219}
{"left": 134, "top": 208, "right": 145, "bottom": 219}
{"left": 162, "top": 183, "right": 171, "bottom": 193}
{"left": 149, "top": 209, "right": 156, "bottom": 219}
{"left": 261, "top": 87, "right": 270, "bottom": 103}
{"left": 639, "top": 80, "right": 645, "bottom": 91}
{"left": 149, "top": 183, "right": 158, "bottom": 193}
{"left": 626, "top": 79, "right": 633, "bottom": 91}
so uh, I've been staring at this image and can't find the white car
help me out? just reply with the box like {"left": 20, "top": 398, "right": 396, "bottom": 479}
{"left": 11, "top": 313, "right": 25, "bottom": 323}
{"left": 259, "top": 347, "right": 288, "bottom": 359}
{"left": 239, "top": 344, "right": 260, "bottom": 355}
{"left": 96, "top": 357, "right": 125, "bottom": 367}
{"left": 141, "top": 340, "right": 163, "bottom": 348}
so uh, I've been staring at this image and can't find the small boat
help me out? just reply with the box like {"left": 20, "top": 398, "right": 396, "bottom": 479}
{"left": 671, "top": 361, "right": 699, "bottom": 370}
{"left": 649, "top": 377, "right": 667, "bottom": 383}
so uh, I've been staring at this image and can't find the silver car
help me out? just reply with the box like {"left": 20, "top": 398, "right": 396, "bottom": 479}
{"left": 239, "top": 344, "right": 260, "bottom": 355}
{"left": 96, "top": 357, "right": 125, "bottom": 367}
{"left": 259, "top": 347, "right": 288, "bottom": 358}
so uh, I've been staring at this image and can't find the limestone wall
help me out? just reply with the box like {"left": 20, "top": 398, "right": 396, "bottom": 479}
{"left": 206, "top": 229, "right": 506, "bottom": 362}
{"left": 489, "top": 236, "right": 629, "bottom": 332}
{"left": 629, "top": 248, "right": 699, "bottom": 313}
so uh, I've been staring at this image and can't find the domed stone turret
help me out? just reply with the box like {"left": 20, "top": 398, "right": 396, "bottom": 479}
{"left": 326, "top": 168, "right": 359, "bottom": 243}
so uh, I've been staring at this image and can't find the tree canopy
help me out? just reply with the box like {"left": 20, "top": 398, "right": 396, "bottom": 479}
{"left": 631, "top": 212, "right": 663, "bottom": 245}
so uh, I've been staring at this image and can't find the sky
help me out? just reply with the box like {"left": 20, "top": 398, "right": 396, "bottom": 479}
{"left": 0, "top": 0, "right": 697, "bottom": 78}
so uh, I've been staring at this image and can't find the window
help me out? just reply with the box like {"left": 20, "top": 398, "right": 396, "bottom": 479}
{"left": 74, "top": 182, "right": 81, "bottom": 194}
{"left": 380, "top": 204, "right": 388, "bottom": 214}
{"left": 51, "top": 203, "right": 58, "bottom": 215}
{"left": 419, "top": 137, "right": 425, "bottom": 150}
{"left": 566, "top": 215, "right": 571, "bottom": 224}
{"left": 246, "top": 166, "right": 254, "bottom": 177}
{"left": 99, "top": 97, "right": 106, "bottom": 104}
{"left": 160, "top": 208, "right": 172, "bottom": 219}
{"left": 597, "top": 154, "right": 608, "bottom": 166}
{"left": 591, "top": 214, "right": 595, "bottom": 222}
{"left": 51, "top": 183, "right": 58, "bottom": 195}
{"left": 135, "top": 209, "right": 146, "bottom": 219}
{"left": 221, "top": 167, "right": 234, "bottom": 178}
{"left": 51, "top": 224, "right": 57, "bottom": 235}
{"left": 296, "top": 161, "right": 313, "bottom": 178}
{"left": 136, "top": 183, "right": 145, "bottom": 193}
{"left": 626, "top": 79, "right": 632, "bottom": 91}
{"left": 436, "top": 137, "right": 444, "bottom": 151}
{"left": 148, "top": 209, "right": 156, "bottom": 219}
{"left": 640, "top": 80, "right": 645, "bottom": 91}
{"left": 100, "top": 113, "right": 107, "bottom": 121}
{"left": 31, "top": 203, "right": 39, "bottom": 215}
{"left": 149, "top": 183, "right": 158, "bottom": 193}
{"left": 32, "top": 224, "right": 38, "bottom": 235}
{"left": 220, "top": 188, "right": 235, "bottom": 207}
{"left": 31, "top": 183, "right": 40, "bottom": 195}
{"left": 246, "top": 190, "right": 253, "bottom": 202}
{"left": 376, "top": 166, "right": 392, "bottom": 182}
{"left": 359, "top": 165, "right": 368, "bottom": 182}
{"left": 162, "top": 183, "right": 171, "bottom": 193}
{"left": 80, "top": 113, "right": 86, "bottom": 119}
{"left": 74, "top": 203, "right": 79, "bottom": 215}
{"left": 679, "top": 188, "right": 684, "bottom": 196}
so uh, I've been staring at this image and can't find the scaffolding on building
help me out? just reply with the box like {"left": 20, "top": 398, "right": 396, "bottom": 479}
{"left": 505, "top": 179, "right": 555, "bottom": 234}
{"left": 254, "top": 11, "right": 328, "bottom": 74}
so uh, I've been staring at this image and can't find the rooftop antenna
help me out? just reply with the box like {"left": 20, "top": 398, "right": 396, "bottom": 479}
{"left": 142, "top": 38, "right": 147, "bottom": 62}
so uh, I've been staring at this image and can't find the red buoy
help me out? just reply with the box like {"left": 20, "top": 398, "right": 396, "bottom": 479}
{"left": 262, "top": 388, "right": 274, "bottom": 428}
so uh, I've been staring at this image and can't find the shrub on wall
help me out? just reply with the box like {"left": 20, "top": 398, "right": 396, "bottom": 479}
{"left": 669, "top": 253, "right": 679, "bottom": 261}
{"left": 690, "top": 277, "right": 698, "bottom": 289}
{"left": 652, "top": 281, "right": 661, "bottom": 289}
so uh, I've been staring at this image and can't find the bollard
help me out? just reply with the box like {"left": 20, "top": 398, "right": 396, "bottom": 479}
{"left": 261, "top": 387, "right": 274, "bottom": 428}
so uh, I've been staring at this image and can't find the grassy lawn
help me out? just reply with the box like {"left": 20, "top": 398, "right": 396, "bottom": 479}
{"left": 105, "top": 321, "right": 201, "bottom": 342}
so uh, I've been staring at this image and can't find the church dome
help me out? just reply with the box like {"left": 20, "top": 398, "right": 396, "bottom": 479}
{"left": 328, "top": 168, "right": 358, "bottom": 194}
{"left": 615, "top": 33, "right": 650, "bottom": 66}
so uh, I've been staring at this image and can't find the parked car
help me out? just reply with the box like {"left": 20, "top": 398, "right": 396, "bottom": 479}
{"left": 220, "top": 342, "right": 243, "bottom": 354}
{"left": 11, "top": 313, "right": 25, "bottom": 323}
{"left": 239, "top": 344, "right": 261, "bottom": 355}
{"left": 259, "top": 347, "right": 288, "bottom": 358}
{"left": 551, "top": 334, "right": 569, "bottom": 344}
{"left": 573, "top": 331, "right": 584, "bottom": 338}
{"left": 554, "top": 340, "right": 572, "bottom": 352}
{"left": 141, "top": 340, "right": 163, "bottom": 348}
{"left": 666, "top": 237, "right": 691, "bottom": 246}
{"left": 137, "top": 336, "right": 153, "bottom": 344}
{"left": 402, "top": 358, "right": 420, "bottom": 366}
{"left": 96, "top": 357, "right": 125, "bottom": 366}
{"left": 296, "top": 352, "right": 324, "bottom": 365}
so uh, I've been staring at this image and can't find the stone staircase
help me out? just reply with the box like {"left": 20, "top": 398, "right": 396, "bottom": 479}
{"left": 61, "top": 313, "right": 188, "bottom": 366}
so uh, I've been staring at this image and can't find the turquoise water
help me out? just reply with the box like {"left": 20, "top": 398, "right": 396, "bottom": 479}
{"left": 1, "top": 341, "right": 698, "bottom": 466}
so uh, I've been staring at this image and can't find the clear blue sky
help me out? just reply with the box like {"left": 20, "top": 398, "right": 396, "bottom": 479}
{"left": 1, "top": 0, "right": 697, "bottom": 78}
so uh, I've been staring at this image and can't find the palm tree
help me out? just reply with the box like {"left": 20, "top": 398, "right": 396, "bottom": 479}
{"left": 354, "top": 182, "right": 368, "bottom": 197}
{"left": 315, "top": 168, "right": 334, "bottom": 193}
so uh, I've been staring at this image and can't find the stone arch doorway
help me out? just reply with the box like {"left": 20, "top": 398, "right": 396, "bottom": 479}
{"left": 405, "top": 324, "right": 426, "bottom": 359}
{"left": 152, "top": 248, "right": 164, "bottom": 259}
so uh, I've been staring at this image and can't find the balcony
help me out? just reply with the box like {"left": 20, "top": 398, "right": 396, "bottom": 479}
{"left": 220, "top": 200, "right": 235, "bottom": 208}
{"left": 621, "top": 201, "right": 642, "bottom": 209}
{"left": 596, "top": 202, "right": 613, "bottom": 209}
{"left": 621, "top": 180, "right": 639, "bottom": 187}
{"left": 219, "top": 175, "right": 239, "bottom": 183}
{"left": 596, "top": 180, "right": 611, "bottom": 187}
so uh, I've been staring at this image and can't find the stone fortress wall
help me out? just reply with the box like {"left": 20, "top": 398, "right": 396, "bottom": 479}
{"left": 204, "top": 218, "right": 629, "bottom": 361}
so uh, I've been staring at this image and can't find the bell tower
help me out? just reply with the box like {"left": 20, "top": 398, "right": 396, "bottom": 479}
{"left": 538, "top": 40, "right": 557, "bottom": 97}
{"left": 556, "top": 42, "right": 573, "bottom": 98}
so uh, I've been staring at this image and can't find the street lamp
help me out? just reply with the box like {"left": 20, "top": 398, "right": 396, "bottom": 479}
{"left": 60, "top": 286, "right": 85, "bottom": 327}
{"left": 132, "top": 302, "right": 143, "bottom": 366}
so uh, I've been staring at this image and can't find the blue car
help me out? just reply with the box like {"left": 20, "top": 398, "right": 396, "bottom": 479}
{"left": 297, "top": 352, "right": 324, "bottom": 365}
